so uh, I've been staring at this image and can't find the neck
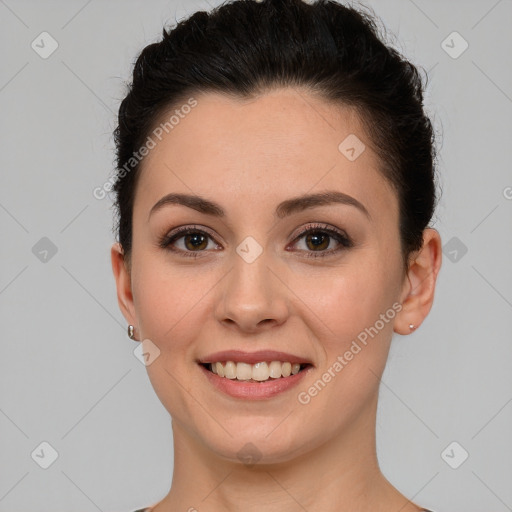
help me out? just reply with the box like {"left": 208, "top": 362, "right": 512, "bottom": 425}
{"left": 152, "top": 395, "right": 420, "bottom": 512}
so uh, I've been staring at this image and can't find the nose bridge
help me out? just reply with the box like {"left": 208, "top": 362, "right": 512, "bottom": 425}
{"left": 216, "top": 240, "right": 288, "bottom": 331}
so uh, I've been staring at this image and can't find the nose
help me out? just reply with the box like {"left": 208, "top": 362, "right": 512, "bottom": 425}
{"left": 215, "top": 250, "right": 289, "bottom": 334}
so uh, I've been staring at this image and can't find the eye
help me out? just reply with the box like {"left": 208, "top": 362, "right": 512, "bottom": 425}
{"left": 158, "top": 223, "right": 353, "bottom": 259}
{"left": 289, "top": 223, "right": 353, "bottom": 258}
{"left": 158, "top": 225, "right": 220, "bottom": 258}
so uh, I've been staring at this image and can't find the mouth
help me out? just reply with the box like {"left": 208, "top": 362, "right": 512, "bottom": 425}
{"left": 199, "top": 361, "right": 313, "bottom": 383}
{"left": 196, "top": 350, "right": 314, "bottom": 399}
{"left": 198, "top": 360, "right": 313, "bottom": 400}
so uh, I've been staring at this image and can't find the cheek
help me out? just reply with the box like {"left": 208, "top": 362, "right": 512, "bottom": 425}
{"left": 130, "top": 257, "right": 215, "bottom": 419}
{"left": 292, "top": 269, "right": 399, "bottom": 416}
{"left": 132, "top": 259, "right": 208, "bottom": 348}
{"left": 303, "top": 259, "right": 399, "bottom": 340}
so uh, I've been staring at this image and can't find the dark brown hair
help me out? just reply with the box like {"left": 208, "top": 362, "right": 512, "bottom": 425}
{"left": 112, "top": 0, "right": 439, "bottom": 269}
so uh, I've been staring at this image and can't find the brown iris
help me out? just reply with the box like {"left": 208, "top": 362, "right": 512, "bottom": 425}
{"left": 184, "top": 233, "right": 208, "bottom": 251}
{"left": 305, "top": 232, "right": 330, "bottom": 251}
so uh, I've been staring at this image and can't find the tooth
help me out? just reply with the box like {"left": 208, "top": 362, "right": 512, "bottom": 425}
{"left": 269, "top": 361, "right": 282, "bottom": 378}
{"left": 209, "top": 360, "right": 306, "bottom": 380}
{"left": 224, "top": 361, "right": 237, "bottom": 379}
{"left": 252, "top": 362, "right": 270, "bottom": 381}
{"left": 216, "top": 362, "right": 225, "bottom": 377}
{"left": 236, "top": 362, "right": 252, "bottom": 380}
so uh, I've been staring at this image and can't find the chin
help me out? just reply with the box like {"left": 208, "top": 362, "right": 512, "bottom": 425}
{"left": 195, "top": 424, "right": 320, "bottom": 466}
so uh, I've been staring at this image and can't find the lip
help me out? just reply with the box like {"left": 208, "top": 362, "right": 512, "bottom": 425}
{"left": 197, "top": 349, "right": 314, "bottom": 365}
{"left": 198, "top": 362, "right": 313, "bottom": 400}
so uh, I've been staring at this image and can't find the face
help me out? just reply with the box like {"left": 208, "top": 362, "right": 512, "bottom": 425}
{"left": 113, "top": 87, "right": 416, "bottom": 464}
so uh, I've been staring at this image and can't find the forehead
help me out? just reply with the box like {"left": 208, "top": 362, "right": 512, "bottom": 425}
{"left": 134, "top": 87, "right": 397, "bottom": 221}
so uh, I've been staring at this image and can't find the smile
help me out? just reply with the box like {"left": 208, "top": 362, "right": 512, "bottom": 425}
{"left": 203, "top": 360, "right": 311, "bottom": 382}
{"left": 198, "top": 361, "right": 313, "bottom": 400}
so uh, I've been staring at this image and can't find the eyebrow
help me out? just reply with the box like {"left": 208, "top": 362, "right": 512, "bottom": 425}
{"left": 148, "top": 190, "right": 371, "bottom": 221}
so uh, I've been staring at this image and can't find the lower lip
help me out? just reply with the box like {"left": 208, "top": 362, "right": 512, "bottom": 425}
{"left": 198, "top": 363, "right": 312, "bottom": 400}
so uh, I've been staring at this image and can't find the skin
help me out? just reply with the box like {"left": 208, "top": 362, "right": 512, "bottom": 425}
{"left": 111, "top": 87, "right": 442, "bottom": 512}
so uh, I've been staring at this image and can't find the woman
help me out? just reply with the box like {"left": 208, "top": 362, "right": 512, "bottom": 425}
{"left": 110, "top": 0, "right": 442, "bottom": 510}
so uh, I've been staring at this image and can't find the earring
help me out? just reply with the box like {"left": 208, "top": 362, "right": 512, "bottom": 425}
{"left": 127, "top": 324, "right": 136, "bottom": 340}
{"left": 409, "top": 324, "right": 416, "bottom": 331}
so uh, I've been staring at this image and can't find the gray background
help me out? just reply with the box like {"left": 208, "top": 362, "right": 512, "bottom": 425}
{"left": 1, "top": 0, "right": 511, "bottom": 511}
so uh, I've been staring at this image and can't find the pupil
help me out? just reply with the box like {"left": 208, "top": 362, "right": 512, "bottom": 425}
{"left": 186, "top": 233, "right": 206, "bottom": 250}
{"left": 308, "top": 233, "right": 328, "bottom": 250}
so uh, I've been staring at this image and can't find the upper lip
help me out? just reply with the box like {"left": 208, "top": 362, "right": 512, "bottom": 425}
{"left": 197, "top": 350, "right": 313, "bottom": 366}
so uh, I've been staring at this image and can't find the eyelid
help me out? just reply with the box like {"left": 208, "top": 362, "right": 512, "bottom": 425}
{"left": 287, "top": 222, "right": 353, "bottom": 256}
{"left": 289, "top": 222, "right": 349, "bottom": 242}
{"left": 158, "top": 224, "right": 222, "bottom": 252}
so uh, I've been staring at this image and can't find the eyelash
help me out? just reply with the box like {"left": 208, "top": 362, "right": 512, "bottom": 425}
{"left": 157, "top": 223, "right": 353, "bottom": 259}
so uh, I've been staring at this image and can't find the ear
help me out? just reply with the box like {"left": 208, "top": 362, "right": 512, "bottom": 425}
{"left": 111, "top": 242, "right": 137, "bottom": 328}
{"left": 394, "top": 228, "right": 443, "bottom": 335}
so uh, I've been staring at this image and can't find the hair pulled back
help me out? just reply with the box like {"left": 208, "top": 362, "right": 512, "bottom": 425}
{"left": 113, "top": 0, "right": 438, "bottom": 269}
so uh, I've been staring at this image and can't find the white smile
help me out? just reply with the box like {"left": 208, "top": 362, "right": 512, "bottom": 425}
{"left": 203, "top": 361, "right": 310, "bottom": 382}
